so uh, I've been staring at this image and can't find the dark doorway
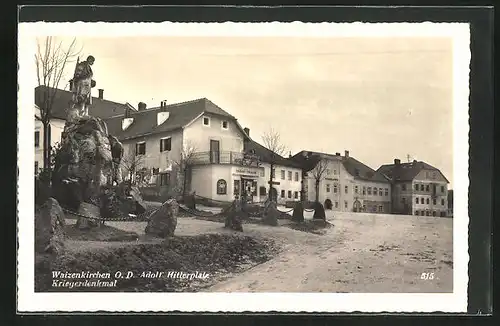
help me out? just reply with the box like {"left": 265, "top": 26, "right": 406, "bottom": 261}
{"left": 209, "top": 140, "right": 220, "bottom": 163}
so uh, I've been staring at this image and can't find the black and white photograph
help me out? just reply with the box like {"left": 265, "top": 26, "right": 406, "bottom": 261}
{"left": 17, "top": 20, "right": 471, "bottom": 313}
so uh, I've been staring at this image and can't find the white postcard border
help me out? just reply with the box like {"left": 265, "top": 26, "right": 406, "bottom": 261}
{"left": 17, "top": 22, "right": 470, "bottom": 313}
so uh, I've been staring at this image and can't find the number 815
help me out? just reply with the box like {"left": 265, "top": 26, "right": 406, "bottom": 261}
{"left": 420, "top": 272, "right": 435, "bottom": 280}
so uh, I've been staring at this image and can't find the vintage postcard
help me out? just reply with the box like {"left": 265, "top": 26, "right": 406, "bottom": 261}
{"left": 17, "top": 21, "right": 470, "bottom": 313}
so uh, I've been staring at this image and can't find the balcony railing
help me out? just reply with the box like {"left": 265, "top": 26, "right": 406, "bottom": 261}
{"left": 190, "top": 151, "right": 260, "bottom": 167}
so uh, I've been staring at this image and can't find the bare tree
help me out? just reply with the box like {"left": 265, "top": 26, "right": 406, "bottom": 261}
{"left": 120, "top": 150, "right": 145, "bottom": 187}
{"left": 35, "top": 36, "right": 82, "bottom": 170}
{"left": 261, "top": 128, "right": 287, "bottom": 202}
{"left": 310, "top": 156, "right": 329, "bottom": 202}
{"left": 174, "top": 140, "right": 198, "bottom": 196}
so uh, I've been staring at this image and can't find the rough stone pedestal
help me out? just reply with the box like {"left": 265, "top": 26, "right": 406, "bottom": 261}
{"left": 312, "top": 201, "right": 326, "bottom": 220}
{"left": 292, "top": 201, "right": 305, "bottom": 223}
{"left": 35, "top": 198, "right": 66, "bottom": 255}
{"left": 145, "top": 199, "right": 179, "bottom": 238}
{"left": 224, "top": 200, "right": 244, "bottom": 232}
{"left": 262, "top": 201, "right": 279, "bottom": 226}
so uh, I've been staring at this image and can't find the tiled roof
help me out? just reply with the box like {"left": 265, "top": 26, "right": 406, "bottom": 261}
{"left": 35, "top": 85, "right": 131, "bottom": 120}
{"left": 105, "top": 98, "right": 244, "bottom": 141}
{"left": 243, "top": 139, "right": 302, "bottom": 169}
{"left": 376, "top": 161, "right": 449, "bottom": 183}
{"left": 290, "top": 150, "right": 389, "bottom": 183}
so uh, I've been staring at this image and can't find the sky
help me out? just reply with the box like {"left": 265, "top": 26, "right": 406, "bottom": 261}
{"left": 53, "top": 36, "right": 453, "bottom": 186}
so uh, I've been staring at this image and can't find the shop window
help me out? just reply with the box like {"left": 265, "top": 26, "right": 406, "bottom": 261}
{"left": 281, "top": 190, "right": 285, "bottom": 198}
{"left": 216, "top": 179, "right": 227, "bottom": 195}
{"left": 160, "top": 172, "right": 170, "bottom": 186}
{"left": 259, "top": 186, "right": 267, "bottom": 196}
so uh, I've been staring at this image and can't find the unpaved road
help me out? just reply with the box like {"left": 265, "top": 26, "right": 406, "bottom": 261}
{"left": 66, "top": 211, "right": 453, "bottom": 293}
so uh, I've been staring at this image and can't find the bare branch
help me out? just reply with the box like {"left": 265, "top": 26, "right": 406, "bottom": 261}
{"left": 261, "top": 127, "right": 287, "bottom": 158}
{"left": 311, "top": 156, "right": 329, "bottom": 182}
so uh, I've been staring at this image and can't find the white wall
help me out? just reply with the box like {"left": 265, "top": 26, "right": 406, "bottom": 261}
{"left": 183, "top": 113, "right": 244, "bottom": 153}
{"left": 260, "top": 163, "right": 302, "bottom": 204}
{"left": 34, "top": 115, "right": 65, "bottom": 173}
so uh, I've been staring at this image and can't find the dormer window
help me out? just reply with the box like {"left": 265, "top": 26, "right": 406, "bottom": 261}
{"left": 221, "top": 120, "right": 228, "bottom": 130}
{"left": 203, "top": 116, "right": 210, "bottom": 126}
{"left": 160, "top": 137, "right": 171, "bottom": 152}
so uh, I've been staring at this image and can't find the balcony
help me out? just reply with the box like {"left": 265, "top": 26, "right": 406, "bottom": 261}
{"left": 190, "top": 151, "right": 260, "bottom": 167}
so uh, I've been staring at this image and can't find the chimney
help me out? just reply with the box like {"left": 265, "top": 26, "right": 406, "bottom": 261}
{"left": 289, "top": 151, "right": 292, "bottom": 158}
{"left": 98, "top": 89, "right": 104, "bottom": 99}
{"left": 335, "top": 152, "right": 341, "bottom": 156}
{"left": 344, "top": 150, "right": 349, "bottom": 158}
{"left": 160, "top": 100, "right": 167, "bottom": 109}
{"left": 243, "top": 127, "right": 250, "bottom": 137}
{"left": 394, "top": 158, "right": 401, "bottom": 165}
{"left": 138, "top": 102, "right": 147, "bottom": 111}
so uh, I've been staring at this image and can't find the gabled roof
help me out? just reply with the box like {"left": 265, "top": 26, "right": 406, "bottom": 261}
{"left": 290, "top": 150, "right": 389, "bottom": 183}
{"left": 35, "top": 85, "right": 131, "bottom": 120}
{"left": 377, "top": 161, "right": 450, "bottom": 183}
{"left": 105, "top": 97, "right": 249, "bottom": 141}
{"left": 243, "top": 139, "right": 302, "bottom": 169}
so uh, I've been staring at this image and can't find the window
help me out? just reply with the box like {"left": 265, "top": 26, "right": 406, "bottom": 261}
{"left": 420, "top": 184, "right": 424, "bottom": 191}
{"left": 326, "top": 184, "right": 331, "bottom": 192}
{"left": 216, "top": 179, "right": 227, "bottom": 195}
{"left": 402, "top": 184, "right": 407, "bottom": 191}
{"left": 441, "top": 186, "right": 445, "bottom": 193}
{"left": 260, "top": 168, "right": 265, "bottom": 177}
{"left": 160, "top": 172, "right": 170, "bottom": 186}
{"left": 433, "top": 198, "right": 437, "bottom": 205}
{"left": 402, "top": 197, "right": 406, "bottom": 204}
{"left": 345, "top": 185, "right": 348, "bottom": 194}
{"left": 152, "top": 168, "right": 160, "bottom": 175}
{"left": 136, "top": 142, "right": 146, "bottom": 155}
{"left": 259, "top": 186, "right": 267, "bottom": 196}
{"left": 160, "top": 137, "right": 171, "bottom": 152}
{"left": 34, "top": 131, "right": 40, "bottom": 148}
{"left": 335, "top": 201, "right": 339, "bottom": 208}
{"left": 288, "top": 190, "right": 292, "bottom": 199}
{"left": 234, "top": 180, "right": 240, "bottom": 196}
{"left": 379, "top": 188, "right": 383, "bottom": 195}
{"left": 203, "top": 116, "right": 210, "bottom": 126}
{"left": 426, "top": 211, "right": 430, "bottom": 216}
{"left": 344, "top": 201, "right": 348, "bottom": 208}
{"left": 363, "top": 186, "right": 366, "bottom": 195}
{"left": 281, "top": 170, "right": 285, "bottom": 180}
{"left": 294, "top": 191, "right": 298, "bottom": 199}
{"left": 373, "top": 187, "right": 378, "bottom": 196}
{"left": 378, "top": 205, "right": 383, "bottom": 212}
{"left": 416, "top": 197, "right": 419, "bottom": 204}
{"left": 333, "top": 169, "right": 337, "bottom": 175}
{"left": 354, "top": 186, "right": 359, "bottom": 194}
{"left": 367, "top": 187, "right": 372, "bottom": 195}
{"left": 326, "top": 169, "right": 331, "bottom": 175}
{"left": 288, "top": 171, "right": 292, "bottom": 181}
{"left": 426, "top": 198, "right": 430, "bottom": 204}
{"left": 281, "top": 190, "right": 285, "bottom": 198}
{"left": 35, "top": 161, "right": 39, "bottom": 175}
{"left": 441, "top": 198, "right": 445, "bottom": 205}
{"left": 295, "top": 172, "right": 299, "bottom": 181}
{"left": 432, "top": 211, "right": 437, "bottom": 217}
{"left": 221, "top": 120, "right": 228, "bottom": 129}
{"left": 385, "top": 188, "right": 389, "bottom": 196}
{"left": 426, "top": 185, "right": 430, "bottom": 191}
{"left": 271, "top": 169, "right": 276, "bottom": 178}
{"left": 333, "top": 185, "right": 338, "bottom": 193}
{"left": 415, "top": 211, "right": 419, "bottom": 216}
{"left": 415, "top": 184, "right": 419, "bottom": 191}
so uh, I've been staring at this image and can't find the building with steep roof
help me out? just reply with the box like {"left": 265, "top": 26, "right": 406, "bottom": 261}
{"left": 104, "top": 97, "right": 256, "bottom": 202}
{"left": 290, "top": 150, "right": 391, "bottom": 213}
{"left": 377, "top": 159, "right": 449, "bottom": 216}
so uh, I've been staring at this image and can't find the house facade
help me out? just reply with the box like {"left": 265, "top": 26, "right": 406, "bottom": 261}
{"left": 291, "top": 150, "right": 392, "bottom": 213}
{"left": 377, "top": 159, "right": 449, "bottom": 217}
{"left": 105, "top": 98, "right": 258, "bottom": 202}
{"left": 34, "top": 105, "right": 65, "bottom": 175}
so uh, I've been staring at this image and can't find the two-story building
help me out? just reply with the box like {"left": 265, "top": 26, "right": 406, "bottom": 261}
{"left": 291, "top": 150, "right": 392, "bottom": 213}
{"left": 377, "top": 159, "right": 449, "bottom": 217}
{"left": 34, "top": 85, "right": 133, "bottom": 174}
{"left": 242, "top": 133, "right": 303, "bottom": 205}
{"left": 104, "top": 97, "right": 256, "bottom": 202}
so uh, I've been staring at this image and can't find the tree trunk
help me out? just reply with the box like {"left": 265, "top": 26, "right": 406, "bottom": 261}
{"left": 42, "top": 120, "right": 52, "bottom": 170}
{"left": 268, "top": 163, "right": 274, "bottom": 202}
{"left": 315, "top": 180, "right": 320, "bottom": 202}
{"left": 182, "top": 167, "right": 188, "bottom": 196}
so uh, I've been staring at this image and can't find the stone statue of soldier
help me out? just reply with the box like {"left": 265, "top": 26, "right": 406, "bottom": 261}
{"left": 68, "top": 55, "right": 96, "bottom": 122}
